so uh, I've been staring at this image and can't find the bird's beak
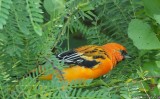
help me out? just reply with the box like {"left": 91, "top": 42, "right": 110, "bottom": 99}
{"left": 124, "top": 54, "right": 131, "bottom": 59}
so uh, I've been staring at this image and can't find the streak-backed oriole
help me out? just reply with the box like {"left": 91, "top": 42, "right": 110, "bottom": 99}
{"left": 39, "top": 43, "right": 130, "bottom": 81}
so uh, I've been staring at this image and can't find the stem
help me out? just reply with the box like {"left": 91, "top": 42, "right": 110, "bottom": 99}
{"left": 140, "top": 82, "right": 151, "bottom": 99}
{"left": 67, "top": 27, "right": 70, "bottom": 50}
{"left": 50, "top": 9, "right": 79, "bottom": 49}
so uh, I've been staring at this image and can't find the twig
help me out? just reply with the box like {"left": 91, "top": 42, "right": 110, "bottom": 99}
{"left": 140, "top": 82, "right": 151, "bottom": 99}
{"left": 44, "top": 57, "right": 64, "bottom": 80}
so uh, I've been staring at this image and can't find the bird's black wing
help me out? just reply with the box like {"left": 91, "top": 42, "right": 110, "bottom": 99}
{"left": 56, "top": 50, "right": 99, "bottom": 68}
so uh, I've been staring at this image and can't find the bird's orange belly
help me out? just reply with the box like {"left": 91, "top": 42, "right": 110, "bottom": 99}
{"left": 63, "top": 62, "right": 113, "bottom": 81}
{"left": 38, "top": 60, "right": 114, "bottom": 81}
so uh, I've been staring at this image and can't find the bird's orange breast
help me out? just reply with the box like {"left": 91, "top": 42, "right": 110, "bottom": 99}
{"left": 62, "top": 58, "right": 113, "bottom": 81}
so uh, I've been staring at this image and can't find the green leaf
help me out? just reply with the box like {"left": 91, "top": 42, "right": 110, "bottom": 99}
{"left": 25, "top": 0, "right": 43, "bottom": 36}
{"left": 158, "top": 79, "right": 160, "bottom": 89}
{"left": 0, "top": 23, "right": 3, "bottom": 29}
{"left": 120, "top": 94, "right": 131, "bottom": 99}
{"left": 138, "top": 81, "right": 150, "bottom": 92}
{"left": 0, "top": 0, "right": 12, "bottom": 29}
{"left": 34, "top": 23, "right": 42, "bottom": 36}
{"left": 78, "top": 1, "right": 94, "bottom": 11}
{"left": 142, "top": 61, "right": 160, "bottom": 76}
{"left": 150, "top": 87, "right": 160, "bottom": 96}
{"left": 128, "top": 19, "right": 160, "bottom": 50}
{"left": 155, "top": 60, "right": 160, "bottom": 68}
{"left": 43, "top": 0, "right": 65, "bottom": 17}
{"left": 143, "top": 0, "right": 160, "bottom": 18}
{"left": 154, "top": 14, "right": 160, "bottom": 25}
{"left": 0, "top": 33, "right": 7, "bottom": 42}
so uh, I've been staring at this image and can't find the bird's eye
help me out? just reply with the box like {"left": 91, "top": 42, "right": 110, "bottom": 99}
{"left": 119, "top": 50, "right": 127, "bottom": 56}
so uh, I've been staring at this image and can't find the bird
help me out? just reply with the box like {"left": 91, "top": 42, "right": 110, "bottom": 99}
{"left": 38, "top": 43, "right": 130, "bottom": 81}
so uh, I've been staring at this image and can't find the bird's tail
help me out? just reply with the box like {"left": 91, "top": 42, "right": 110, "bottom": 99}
{"left": 37, "top": 67, "right": 64, "bottom": 80}
{"left": 38, "top": 74, "right": 53, "bottom": 80}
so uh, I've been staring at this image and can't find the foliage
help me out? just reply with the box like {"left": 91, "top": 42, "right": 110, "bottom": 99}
{"left": 0, "top": 0, "right": 160, "bottom": 98}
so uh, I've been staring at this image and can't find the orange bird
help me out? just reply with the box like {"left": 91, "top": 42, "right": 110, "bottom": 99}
{"left": 39, "top": 43, "right": 130, "bottom": 81}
